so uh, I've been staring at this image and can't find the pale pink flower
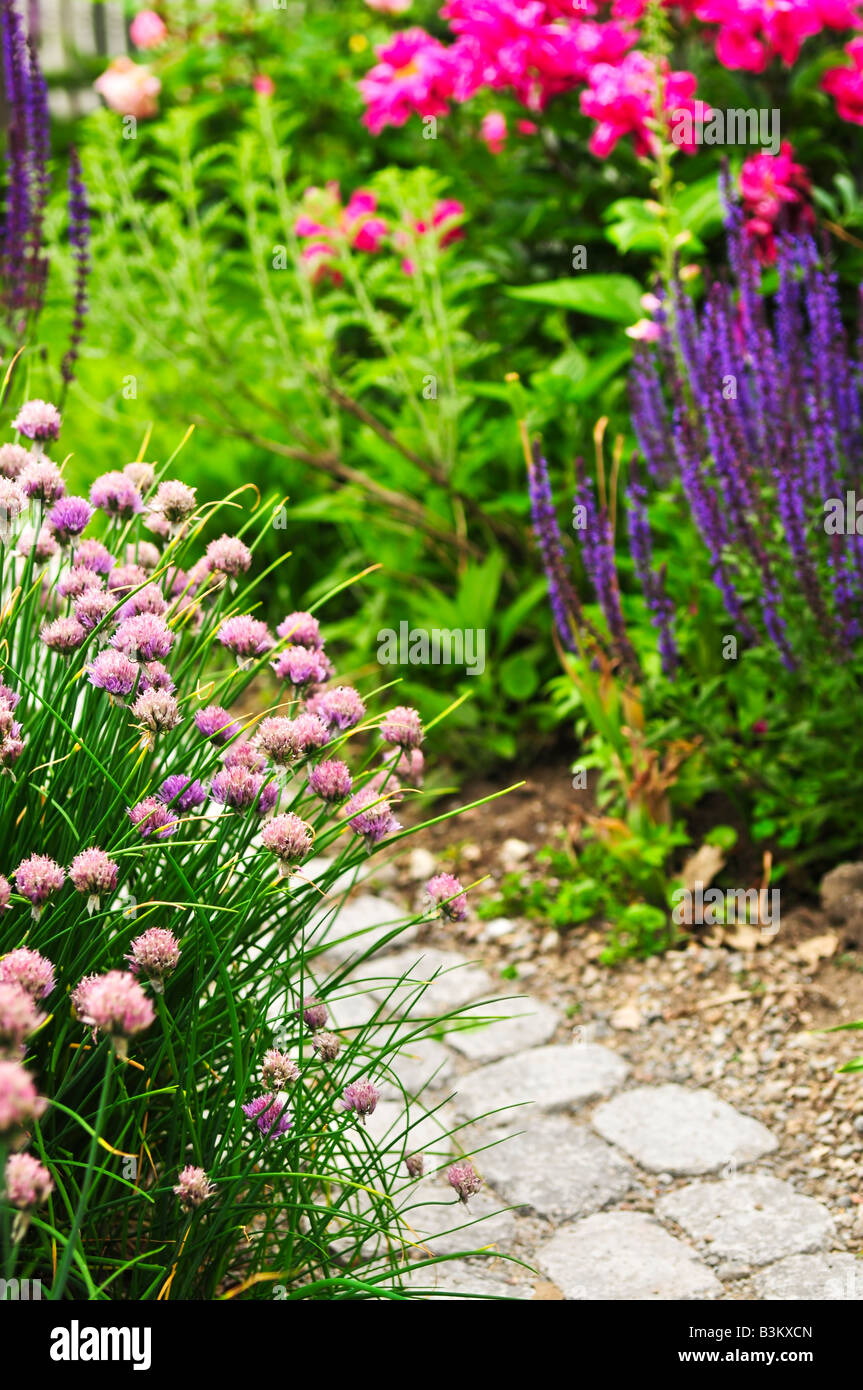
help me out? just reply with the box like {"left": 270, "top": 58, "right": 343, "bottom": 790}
{"left": 129, "top": 9, "right": 167, "bottom": 49}
{"left": 94, "top": 56, "right": 161, "bottom": 119}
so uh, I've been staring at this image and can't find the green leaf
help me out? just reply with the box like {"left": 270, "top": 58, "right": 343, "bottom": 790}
{"left": 507, "top": 274, "right": 644, "bottom": 324}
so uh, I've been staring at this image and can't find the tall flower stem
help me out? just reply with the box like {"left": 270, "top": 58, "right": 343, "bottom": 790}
{"left": 51, "top": 1047, "right": 113, "bottom": 1299}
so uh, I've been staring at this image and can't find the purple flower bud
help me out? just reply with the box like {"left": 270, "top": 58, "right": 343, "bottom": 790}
{"left": 13, "top": 399, "right": 61, "bottom": 441}
{"left": 108, "top": 562, "right": 148, "bottom": 594}
{"left": 90, "top": 470, "right": 143, "bottom": 518}
{"left": 276, "top": 611, "right": 322, "bottom": 648}
{"left": 4, "top": 1151, "right": 53, "bottom": 1214}
{"left": 76, "top": 970, "right": 155, "bottom": 1058}
{"left": 69, "top": 847, "right": 119, "bottom": 913}
{"left": 57, "top": 564, "right": 102, "bottom": 600}
{"left": 0, "top": 478, "right": 25, "bottom": 538}
{"left": 256, "top": 714, "right": 329, "bottom": 767}
{"left": 261, "top": 813, "right": 314, "bottom": 872}
{"left": 308, "top": 685, "right": 366, "bottom": 731}
{"left": 86, "top": 649, "right": 139, "bottom": 697}
{"left": 271, "top": 644, "right": 330, "bottom": 688}
{"left": 217, "top": 614, "right": 273, "bottom": 661}
{"left": 312, "top": 1030, "right": 341, "bottom": 1062}
{"left": 139, "top": 661, "right": 175, "bottom": 695}
{"left": 405, "top": 1153, "right": 424, "bottom": 1179}
{"left": 0, "top": 1060, "right": 46, "bottom": 1135}
{"left": 128, "top": 796, "right": 178, "bottom": 839}
{"left": 427, "top": 872, "right": 468, "bottom": 922}
{"left": 76, "top": 538, "right": 115, "bottom": 573}
{"left": 20, "top": 457, "right": 64, "bottom": 504}
{"left": 0, "top": 982, "right": 44, "bottom": 1056}
{"left": 47, "top": 495, "right": 93, "bottom": 543}
{"left": 0, "top": 948, "right": 55, "bottom": 999}
{"left": 119, "top": 583, "right": 167, "bottom": 621}
{"left": 447, "top": 1160, "right": 482, "bottom": 1204}
{"left": 74, "top": 589, "right": 115, "bottom": 632}
{"left": 242, "top": 1092, "right": 292, "bottom": 1138}
{"left": 150, "top": 479, "right": 196, "bottom": 526}
{"left": 307, "top": 759, "right": 352, "bottom": 802}
{"left": 173, "top": 1164, "right": 214, "bottom": 1211}
{"left": 206, "top": 534, "right": 252, "bottom": 576}
{"left": 158, "top": 775, "right": 207, "bottom": 812}
{"left": 0, "top": 443, "right": 30, "bottom": 479}
{"left": 301, "top": 998, "right": 328, "bottom": 1032}
{"left": 211, "top": 765, "right": 277, "bottom": 815}
{"left": 261, "top": 1049, "right": 300, "bottom": 1089}
{"left": 111, "top": 613, "right": 174, "bottom": 662}
{"left": 339, "top": 1079, "right": 380, "bottom": 1123}
{"left": 13, "top": 854, "right": 65, "bottom": 917}
{"left": 131, "top": 688, "right": 181, "bottom": 740}
{"left": 40, "top": 616, "right": 86, "bottom": 653}
{"left": 194, "top": 705, "right": 241, "bottom": 745}
{"left": 127, "top": 927, "right": 180, "bottom": 993}
{"left": 344, "top": 787, "right": 401, "bottom": 847}
{"left": 380, "top": 705, "right": 423, "bottom": 750}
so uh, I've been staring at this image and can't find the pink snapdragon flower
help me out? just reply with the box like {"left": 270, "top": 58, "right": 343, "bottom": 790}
{"left": 697, "top": 0, "right": 859, "bottom": 72}
{"left": 739, "top": 140, "right": 814, "bottom": 263}
{"left": 359, "top": 28, "right": 456, "bottom": 133}
{"left": 94, "top": 57, "right": 161, "bottom": 119}
{"left": 822, "top": 36, "right": 863, "bottom": 125}
{"left": 295, "top": 185, "right": 388, "bottom": 284}
{"left": 580, "top": 51, "right": 706, "bottom": 157}
{"left": 480, "top": 109, "right": 508, "bottom": 152}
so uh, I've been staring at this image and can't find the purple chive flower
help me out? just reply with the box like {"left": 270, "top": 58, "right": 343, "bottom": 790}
{"left": 74, "top": 588, "right": 116, "bottom": 632}
{"left": 128, "top": 796, "right": 178, "bottom": 839}
{"left": 12, "top": 399, "right": 60, "bottom": 441}
{"left": 391, "top": 747, "right": 424, "bottom": 784}
{"left": 210, "top": 765, "right": 277, "bottom": 815}
{"left": 48, "top": 494, "right": 91, "bottom": 542}
{"left": 271, "top": 644, "right": 330, "bottom": 688}
{"left": 447, "top": 1160, "right": 482, "bottom": 1204}
{"left": 405, "top": 1153, "right": 424, "bottom": 1179}
{"left": 217, "top": 614, "right": 273, "bottom": 661}
{"left": 60, "top": 144, "right": 90, "bottom": 387}
{"left": 17, "top": 524, "right": 56, "bottom": 562}
{"left": 205, "top": 534, "right": 252, "bottom": 577}
{"left": 0, "top": 443, "right": 29, "bottom": 478}
{"left": 0, "top": 1060, "right": 46, "bottom": 1135}
{"left": 380, "top": 705, "right": 423, "bottom": 750}
{"left": 76, "top": 970, "right": 155, "bottom": 1058}
{"left": 261, "top": 1049, "right": 300, "bottom": 1089}
{"left": 338, "top": 1079, "right": 380, "bottom": 1124}
{"left": 0, "top": 947, "right": 54, "bottom": 999}
{"left": 111, "top": 613, "right": 173, "bottom": 662}
{"left": 13, "top": 854, "right": 64, "bottom": 917}
{"left": 0, "top": 718, "right": 23, "bottom": 770}
{"left": 0, "top": 981, "right": 44, "bottom": 1056}
{"left": 138, "top": 661, "right": 175, "bottom": 695}
{"left": 90, "top": 469, "right": 142, "bottom": 519}
{"left": 119, "top": 582, "right": 167, "bottom": 620}
{"left": 302, "top": 998, "right": 328, "bottom": 1032}
{"left": 312, "top": 1031, "right": 341, "bottom": 1062}
{"left": 127, "top": 927, "right": 180, "bottom": 993}
{"left": 4, "top": 1151, "right": 53, "bottom": 1232}
{"left": 76, "top": 537, "right": 115, "bottom": 573}
{"left": 255, "top": 714, "right": 329, "bottom": 767}
{"left": 427, "top": 872, "right": 468, "bottom": 922}
{"left": 173, "top": 1165, "right": 214, "bottom": 1212}
{"left": 223, "top": 741, "right": 265, "bottom": 773}
{"left": 261, "top": 813, "right": 314, "bottom": 873}
{"left": 57, "top": 563, "right": 101, "bottom": 600}
{"left": 0, "top": 685, "right": 19, "bottom": 711}
{"left": 131, "top": 688, "right": 181, "bottom": 742}
{"left": 307, "top": 759, "right": 352, "bottom": 802}
{"left": 108, "top": 562, "right": 148, "bottom": 594}
{"left": 0, "top": 478, "right": 24, "bottom": 538}
{"left": 20, "top": 457, "right": 64, "bottom": 503}
{"left": 68, "top": 847, "right": 118, "bottom": 913}
{"left": 367, "top": 767, "right": 403, "bottom": 806}
{"left": 276, "top": 611, "right": 322, "bottom": 649}
{"left": 158, "top": 774, "right": 207, "bottom": 812}
{"left": 40, "top": 616, "right": 86, "bottom": 653}
{"left": 242, "top": 1092, "right": 292, "bottom": 1138}
{"left": 194, "top": 705, "right": 241, "bottom": 745}
{"left": 150, "top": 479, "right": 196, "bottom": 527}
{"left": 86, "top": 649, "right": 139, "bottom": 697}
{"left": 124, "top": 461, "right": 155, "bottom": 493}
{"left": 308, "top": 685, "right": 366, "bottom": 731}
{"left": 344, "top": 786, "right": 401, "bottom": 847}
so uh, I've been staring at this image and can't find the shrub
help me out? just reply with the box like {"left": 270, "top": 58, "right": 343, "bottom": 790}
{"left": 0, "top": 396, "right": 505, "bottom": 1300}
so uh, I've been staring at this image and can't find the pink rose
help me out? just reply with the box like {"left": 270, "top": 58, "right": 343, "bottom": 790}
{"left": 94, "top": 57, "right": 161, "bottom": 119}
{"left": 129, "top": 10, "right": 167, "bottom": 51}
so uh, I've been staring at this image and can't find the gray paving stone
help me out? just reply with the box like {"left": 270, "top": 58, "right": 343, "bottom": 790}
{"left": 398, "top": 1179, "right": 519, "bottom": 1260}
{"left": 657, "top": 1173, "right": 835, "bottom": 1270}
{"left": 537, "top": 1211, "right": 723, "bottom": 1301}
{"left": 360, "top": 947, "right": 495, "bottom": 1017}
{"left": 361, "top": 1099, "right": 459, "bottom": 1159}
{"left": 593, "top": 1084, "right": 778, "bottom": 1175}
{"left": 453, "top": 1043, "right": 628, "bottom": 1130}
{"left": 473, "top": 1115, "right": 638, "bottom": 1224}
{"left": 445, "top": 996, "right": 560, "bottom": 1064}
{"left": 311, "top": 893, "right": 416, "bottom": 963}
{"left": 400, "top": 1262, "right": 534, "bottom": 1300}
{"left": 383, "top": 1036, "right": 456, "bottom": 1098}
{"left": 753, "top": 1252, "right": 863, "bottom": 1300}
